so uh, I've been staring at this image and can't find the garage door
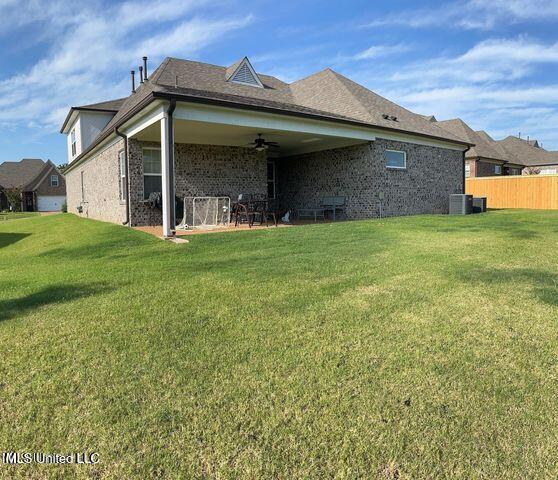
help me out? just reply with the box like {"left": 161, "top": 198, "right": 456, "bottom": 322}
{"left": 37, "top": 196, "right": 66, "bottom": 212}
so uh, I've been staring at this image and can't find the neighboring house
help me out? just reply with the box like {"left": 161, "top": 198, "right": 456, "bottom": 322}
{"left": 61, "top": 56, "right": 472, "bottom": 237}
{"left": 497, "top": 136, "right": 558, "bottom": 175}
{"left": 0, "top": 159, "right": 66, "bottom": 212}
{"left": 435, "top": 119, "right": 524, "bottom": 177}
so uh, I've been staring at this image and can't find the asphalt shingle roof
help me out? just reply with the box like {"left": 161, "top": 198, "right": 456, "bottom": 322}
{"left": 497, "top": 136, "right": 558, "bottom": 167}
{"left": 0, "top": 159, "right": 47, "bottom": 189}
{"left": 436, "top": 119, "right": 506, "bottom": 161}
{"left": 70, "top": 57, "right": 472, "bottom": 166}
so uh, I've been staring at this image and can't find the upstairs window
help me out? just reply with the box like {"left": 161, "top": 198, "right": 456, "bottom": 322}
{"left": 49, "top": 174, "right": 59, "bottom": 187}
{"left": 71, "top": 129, "right": 77, "bottom": 157}
{"left": 142, "top": 148, "right": 162, "bottom": 200}
{"left": 385, "top": 150, "right": 406, "bottom": 169}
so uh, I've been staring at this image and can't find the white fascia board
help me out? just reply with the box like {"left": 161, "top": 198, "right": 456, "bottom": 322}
{"left": 173, "top": 102, "right": 377, "bottom": 142}
{"left": 121, "top": 101, "right": 166, "bottom": 138}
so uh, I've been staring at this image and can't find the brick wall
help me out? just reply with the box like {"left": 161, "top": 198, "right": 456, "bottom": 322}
{"left": 65, "top": 139, "right": 126, "bottom": 224}
{"left": 476, "top": 160, "right": 502, "bottom": 177}
{"left": 276, "top": 138, "right": 463, "bottom": 218}
{"left": 466, "top": 159, "right": 477, "bottom": 178}
{"left": 128, "top": 140, "right": 267, "bottom": 226}
{"left": 68, "top": 137, "right": 463, "bottom": 227}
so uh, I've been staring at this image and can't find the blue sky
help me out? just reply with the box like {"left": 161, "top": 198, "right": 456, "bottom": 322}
{"left": 1, "top": 0, "right": 558, "bottom": 165}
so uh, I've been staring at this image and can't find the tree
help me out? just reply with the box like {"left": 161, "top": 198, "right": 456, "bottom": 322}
{"left": 2, "top": 187, "right": 22, "bottom": 211}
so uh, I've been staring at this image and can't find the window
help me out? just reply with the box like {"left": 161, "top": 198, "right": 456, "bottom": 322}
{"left": 267, "top": 160, "right": 275, "bottom": 199}
{"left": 71, "top": 129, "right": 77, "bottom": 157}
{"left": 494, "top": 165, "right": 502, "bottom": 175}
{"left": 49, "top": 174, "right": 59, "bottom": 187}
{"left": 80, "top": 171, "right": 85, "bottom": 202}
{"left": 118, "top": 151, "right": 126, "bottom": 202}
{"left": 142, "top": 148, "right": 162, "bottom": 200}
{"left": 465, "top": 163, "right": 471, "bottom": 177}
{"left": 385, "top": 150, "right": 406, "bottom": 169}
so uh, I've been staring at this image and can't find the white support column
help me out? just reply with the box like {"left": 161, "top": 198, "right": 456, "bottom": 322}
{"left": 160, "top": 113, "right": 174, "bottom": 238}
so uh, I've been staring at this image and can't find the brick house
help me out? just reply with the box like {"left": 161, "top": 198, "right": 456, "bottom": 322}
{"left": 435, "top": 119, "right": 524, "bottom": 177}
{"left": 435, "top": 117, "right": 558, "bottom": 177}
{"left": 61, "top": 56, "right": 472, "bottom": 237}
{"left": 497, "top": 136, "right": 558, "bottom": 175}
{"left": 0, "top": 159, "right": 66, "bottom": 212}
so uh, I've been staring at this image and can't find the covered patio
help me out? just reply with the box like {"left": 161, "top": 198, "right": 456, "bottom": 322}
{"left": 119, "top": 97, "right": 377, "bottom": 237}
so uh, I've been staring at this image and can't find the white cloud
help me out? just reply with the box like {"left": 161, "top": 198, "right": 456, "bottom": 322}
{"left": 343, "top": 36, "right": 558, "bottom": 148}
{"left": 387, "top": 37, "right": 558, "bottom": 87}
{"left": 352, "top": 44, "right": 413, "bottom": 60}
{"left": 0, "top": 1, "right": 253, "bottom": 131}
{"left": 363, "top": 0, "right": 558, "bottom": 30}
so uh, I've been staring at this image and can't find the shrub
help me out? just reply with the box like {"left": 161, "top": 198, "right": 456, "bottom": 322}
{"left": 61, "top": 201, "right": 67, "bottom": 213}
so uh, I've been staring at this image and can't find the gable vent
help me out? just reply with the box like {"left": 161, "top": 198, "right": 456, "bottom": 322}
{"left": 226, "top": 57, "right": 264, "bottom": 88}
{"left": 232, "top": 63, "right": 259, "bottom": 85}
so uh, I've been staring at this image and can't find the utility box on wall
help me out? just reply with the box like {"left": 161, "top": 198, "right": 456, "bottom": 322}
{"left": 449, "top": 194, "right": 473, "bottom": 215}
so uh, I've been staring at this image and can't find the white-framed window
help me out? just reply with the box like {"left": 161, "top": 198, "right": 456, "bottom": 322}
{"left": 267, "top": 160, "right": 275, "bottom": 199}
{"left": 465, "top": 163, "right": 471, "bottom": 177}
{"left": 118, "top": 150, "right": 126, "bottom": 202}
{"left": 71, "top": 129, "right": 77, "bottom": 157}
{"left": 80, "top": 171, "right": 85, "bottom": 202}
{"left": 142, "top": 148, "right": 162, "bottom": 200}
{"left": 49, "top": 174, "right": 59, "bottom": 187}
{"left": 494, "top": 165, "right": 502, "bottom": 175}
{"left": 385, "top": 149, "right": 406, "bottom": 169}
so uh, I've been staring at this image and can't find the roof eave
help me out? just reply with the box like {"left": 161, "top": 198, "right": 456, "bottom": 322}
{"left": 152, "top": 91, "right": 474, "bottom": 148}
{"left": 64, "top": 93, "right": 157, "bottom": 174}
{"left": 65, "top": 89, "right": 473, "bottom": 175}
{"left": 60, "top": 106, "right": 120, "bottom": 134}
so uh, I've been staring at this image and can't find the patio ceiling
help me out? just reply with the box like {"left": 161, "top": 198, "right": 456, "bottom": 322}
{"left": 133, "top": 119, "right": 368, "bottom": 157}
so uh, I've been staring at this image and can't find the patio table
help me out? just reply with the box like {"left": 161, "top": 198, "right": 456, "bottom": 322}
{"left": 297, "top": 208, "right": 326, "bottom": 221}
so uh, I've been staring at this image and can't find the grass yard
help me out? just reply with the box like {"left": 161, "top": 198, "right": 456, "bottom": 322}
{"left": 0, "top": 211, "right": 39, "bottom": 221}
{"left": 1, "top": 210, "right": 558, "bottom": 479}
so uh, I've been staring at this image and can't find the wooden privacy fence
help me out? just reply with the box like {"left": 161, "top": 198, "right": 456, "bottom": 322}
{"left": 465, "top": 175, "right": 558, "bottom": 210}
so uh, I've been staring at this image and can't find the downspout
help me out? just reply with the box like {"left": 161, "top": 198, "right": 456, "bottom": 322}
{"left": 167, "top": 99, "right": 177, "bottom": 231}
{"left": 462, "top": 146, "right": 471, "bottom": 194}
{"left": 114, "top": 127, "right": 130, "bottom": 226}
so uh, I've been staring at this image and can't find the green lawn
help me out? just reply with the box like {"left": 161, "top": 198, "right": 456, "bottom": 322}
{"left": 0, "top": 211, "right": 39, "bottom": 221}
{"left": 1, "top": 211, "right": 557, "bottom": 479}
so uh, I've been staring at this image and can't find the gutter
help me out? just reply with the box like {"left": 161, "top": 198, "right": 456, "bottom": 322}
{"left": 64, "top": 93, "right": 157, "bottom": 174}
{"left": 114, "top": 127, "right": 130, "bottom": 226}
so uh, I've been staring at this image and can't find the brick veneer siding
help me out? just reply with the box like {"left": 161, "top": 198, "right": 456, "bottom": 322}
{"left": 68, "top": 136, "right": 463, "bottom": 227}
{"left": 476, "top": 160, "right": 503, "bottom": 177}
{"left": 277, "top": 138, "right": 463, "bottom": 218}
{"left": 465, "top": 159, "right": 476, "bottom": 178}
{"left": 65, "top": 139, "right": 126, "bottom": 224}
{"left": 128, "top": 140, "right": 266, "bottom": 226}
